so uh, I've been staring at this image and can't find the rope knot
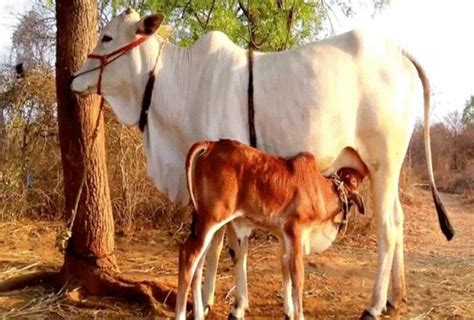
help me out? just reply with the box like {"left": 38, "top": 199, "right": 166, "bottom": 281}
{"left": 329, "top": 173, "right": 351, "bottom": 236}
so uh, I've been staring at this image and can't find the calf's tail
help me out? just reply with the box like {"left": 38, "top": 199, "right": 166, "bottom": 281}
{"left": 185, "top": 141, "right": 212, "bottom": 211}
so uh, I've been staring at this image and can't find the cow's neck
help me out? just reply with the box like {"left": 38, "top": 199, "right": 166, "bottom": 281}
{"left": 143, "top": 33, "right": 249, "bottom": 204}
{"left": 104, "top": 38, "right": 161, "bottom": 126}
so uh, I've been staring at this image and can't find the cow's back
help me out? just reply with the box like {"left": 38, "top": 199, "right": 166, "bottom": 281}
{"left": 253, "top": 29, "right": 421, "bottom": 172}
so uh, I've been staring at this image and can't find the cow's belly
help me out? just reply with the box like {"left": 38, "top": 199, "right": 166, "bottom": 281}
{"left": 256, "top": 111, "right": 352, "bottom": 172}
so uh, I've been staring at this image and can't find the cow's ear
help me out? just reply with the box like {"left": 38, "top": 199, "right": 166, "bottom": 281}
{"left": 136, "top": 13, "right": 165, "bottom": 35}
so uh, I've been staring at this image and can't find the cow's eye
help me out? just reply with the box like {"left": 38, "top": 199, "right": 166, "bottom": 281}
{"left": 102, "top": 35, "right": 113, "bottom": 42}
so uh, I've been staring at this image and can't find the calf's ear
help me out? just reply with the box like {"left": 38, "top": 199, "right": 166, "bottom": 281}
{"left": 136, "top": 13, "right": 165, "bottom": 35}
{"left": 350, "top": 193, "right": 365, "bottom": 214}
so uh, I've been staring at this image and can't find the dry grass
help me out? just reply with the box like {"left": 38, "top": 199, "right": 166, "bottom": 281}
{"left": 0, "top": 286, "right": 69, "bottom": 319}
{"left": 1, "top": 189, "right": 473, "bottom": 319}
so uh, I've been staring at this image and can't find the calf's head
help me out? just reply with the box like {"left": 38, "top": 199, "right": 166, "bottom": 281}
{"left": 337, "top": 168, "right": 366, "bottom": 214}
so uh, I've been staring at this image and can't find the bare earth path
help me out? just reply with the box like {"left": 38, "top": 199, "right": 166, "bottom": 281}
{"left": 0, "top": 190, "right": 472, "bottom": 319}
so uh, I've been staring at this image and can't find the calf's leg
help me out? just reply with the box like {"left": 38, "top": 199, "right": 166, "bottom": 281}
{"left": 284, "top": 225, "right": 304, "bottom": 320}
{"left": 280, "top": 239, "right": 294, "bottom": 319}
{"left": 176, "top": 212, "right": 234, "bottom": 320}
{"left": 192, "top": 252, "right": 207, "bottom": 319}
{"left": 228, "top": 221, "right": 251, "bottom": 319}
{"left": 202, "top": 226, "right": 226, "bottom": 313}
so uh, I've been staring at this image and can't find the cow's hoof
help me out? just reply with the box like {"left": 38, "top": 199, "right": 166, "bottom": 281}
{"left": 359, "top": 310, "right": 376, "bottom": 320}
{"left": 204, "top": 305, "right": 211, "bottom": 316}
{"left": 284, "top": 314, "right": 291, "bottom": 320}
{"left": 384, "top": 301, "right": 397, "bottom": 315}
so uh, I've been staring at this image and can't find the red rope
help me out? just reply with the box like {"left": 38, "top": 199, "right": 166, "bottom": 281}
{"left": 88, "top": 36, "right": 148, "bottom": 95}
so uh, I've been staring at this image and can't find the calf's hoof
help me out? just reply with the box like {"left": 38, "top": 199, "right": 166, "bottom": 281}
{"left": 284, "top": 314, "right": 291, "bottom": 320}
{"left": 384, "top": 301, "right": 397, "bottom": 316}
{"left": 204, "top": 305, "right": 211, "bottom": 316}
{"left": 359, "top": 309, "right": 376, "bottom": 320}
{"left": 227, "top": 313, "right": 243, "bottom": 320}
{"left": 228, "top": 302, "right": 246, "bottom": 320}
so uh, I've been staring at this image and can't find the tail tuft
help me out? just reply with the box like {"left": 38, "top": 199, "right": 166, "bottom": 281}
{"left": 431, "top": 187, "right": 455, "bottom": 241}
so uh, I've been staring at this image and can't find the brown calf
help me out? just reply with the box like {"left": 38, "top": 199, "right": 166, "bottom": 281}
{"left": 175, "top": 139, "right": 365, "bottom": 320}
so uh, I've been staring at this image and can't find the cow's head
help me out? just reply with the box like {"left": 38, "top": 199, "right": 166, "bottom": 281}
{"left": 337, "top": 167, "right": 366, "bottom": 214}
{"left": 70, "top": 9, "right": 173, "bottom": 125}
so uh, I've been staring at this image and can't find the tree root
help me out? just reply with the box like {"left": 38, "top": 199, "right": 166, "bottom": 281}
{"left": 0, "top": 271, "right": 61, "bottom": 291}
{"left": 0, "top": 253, "right": 188, "bottom": 317}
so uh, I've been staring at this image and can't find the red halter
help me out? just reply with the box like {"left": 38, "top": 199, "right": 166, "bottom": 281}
{"left": 80, "top": 36, "right": 148, "bottom": 95}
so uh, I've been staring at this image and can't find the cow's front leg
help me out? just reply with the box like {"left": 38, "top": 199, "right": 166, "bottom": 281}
{"left": 361, "top": 171, "right": 400, "bottom": 319}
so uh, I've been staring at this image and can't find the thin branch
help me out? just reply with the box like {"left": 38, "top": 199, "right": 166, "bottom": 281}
{"left": 205, "top": 0, "right": 216, "bottom": 27}
{"left": 193, "top": 12, "right": 205, "bottom": 27}
{"left": 181, "top": 0, "right": 192, "bottom": 19}
{"left": 238, "top": 1, "right": 251, "bottom": 22}
{"left": 320, "top": 0, "right": 341, "bottom": 36}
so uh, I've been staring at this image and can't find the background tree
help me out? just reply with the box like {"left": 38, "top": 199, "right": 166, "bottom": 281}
{"left": 108, "top": 0, "right": 389, "bottom": 51}
{"left": 0, "top": 5, "right": 58, "bottom": 220}
{"left": 462, "top": 95, "right": 474, "bottom": 126}
{"left": 12, "top": 7, "right": 55, "bottom": 69}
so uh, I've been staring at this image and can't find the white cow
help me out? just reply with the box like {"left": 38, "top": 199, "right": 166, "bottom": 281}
{"left": 71, "top": 9, "right": 454, "bottom": 320}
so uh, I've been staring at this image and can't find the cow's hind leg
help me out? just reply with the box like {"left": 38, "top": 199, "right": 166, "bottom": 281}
{"left": 386, "top": 197, "right": 407, "bottom": 314}
{"left": 361, "top": 168, "right": 403, "bottom": 319}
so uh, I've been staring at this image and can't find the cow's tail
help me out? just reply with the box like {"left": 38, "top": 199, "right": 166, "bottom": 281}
{"left": 185, "top": 141, "right": 212, "bottom": 211}
{"left": 404, "top": 51, "right": 455, "bottom": 241}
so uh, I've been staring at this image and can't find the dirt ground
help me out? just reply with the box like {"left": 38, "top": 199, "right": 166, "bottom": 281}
{"left": 0, "top": 189, "right": 472, "bottom": 319}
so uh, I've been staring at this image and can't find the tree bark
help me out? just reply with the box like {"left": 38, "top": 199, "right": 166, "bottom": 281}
{"left": 56, "top": 0, "right": 117, "bottom": 281}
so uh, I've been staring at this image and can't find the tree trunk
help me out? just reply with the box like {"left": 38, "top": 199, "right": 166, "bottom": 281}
{"left": 56, "top": 0, "right": 117, "bottom": 286}
{"left": 53, "top": 0, "right": 179, "bottom": 313}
